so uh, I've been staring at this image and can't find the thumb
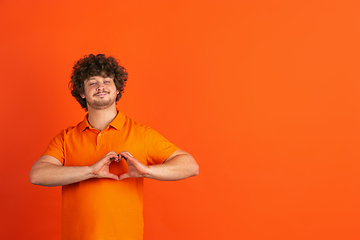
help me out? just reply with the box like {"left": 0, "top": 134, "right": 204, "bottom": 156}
{"left": 106, "top": 173, "right": 120, "bottom": 181}
{"left": 119, "top": 173, "right": 130, "bottom": 181}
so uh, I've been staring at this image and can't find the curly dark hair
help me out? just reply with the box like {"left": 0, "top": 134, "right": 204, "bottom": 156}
{"left": 69, "top": 54, "right": 128, "bottom": 110}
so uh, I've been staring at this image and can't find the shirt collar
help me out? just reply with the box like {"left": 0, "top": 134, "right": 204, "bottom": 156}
{"left": 109, "top": 110, "right": 126, "bottom": 130}
{"left": 79, "top": 110, "right": 126, "bottom": 132}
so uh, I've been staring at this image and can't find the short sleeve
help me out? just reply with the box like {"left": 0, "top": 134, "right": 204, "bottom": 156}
{"left": 144, "top": 127, "right": 179, "bottom": 165}
{"left": 43, "top": 130, "right": 66, "bottom": 165}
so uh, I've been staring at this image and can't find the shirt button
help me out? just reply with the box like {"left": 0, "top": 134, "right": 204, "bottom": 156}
{"left": 99, "top": 133, "right": 102, "bottom": 136}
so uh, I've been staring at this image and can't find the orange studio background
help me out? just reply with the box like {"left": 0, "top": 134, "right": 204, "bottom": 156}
{"left": 1, "top": 0, "right": 360, "bottom": 239}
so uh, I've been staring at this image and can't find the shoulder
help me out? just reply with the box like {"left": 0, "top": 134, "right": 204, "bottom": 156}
{"left": 125, "top": 116, "right": 172, "bottom": 142}
{"left": 123, "top": 116, "right": 167, "bottom": 143}
{"left": 124, "top": 115, "right": 153, "bottom": 132}
{"left": 52, "top": 120, "right": 84, "bottom": 140}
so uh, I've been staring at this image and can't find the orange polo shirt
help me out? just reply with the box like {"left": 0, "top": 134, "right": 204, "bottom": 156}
{"left": 43, "top": 111, "right": 179, "bottom": 240}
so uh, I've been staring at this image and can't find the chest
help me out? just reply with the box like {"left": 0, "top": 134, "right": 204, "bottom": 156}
{"left": 63, "top": 129, "right": 148, "bottom": 168}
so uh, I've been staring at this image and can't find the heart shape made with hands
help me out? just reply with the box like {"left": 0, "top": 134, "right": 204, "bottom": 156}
{"left": 108, "top": 153, "right": 129, "bottom": 176}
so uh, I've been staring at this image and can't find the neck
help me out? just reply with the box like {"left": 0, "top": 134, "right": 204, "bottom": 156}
{"left": 87, "top": 105, "right": 118, "bottom": 131}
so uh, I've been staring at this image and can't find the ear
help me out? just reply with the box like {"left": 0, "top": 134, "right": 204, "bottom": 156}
{"left": 81, "top": 93, "right": 85, "bottom": 99}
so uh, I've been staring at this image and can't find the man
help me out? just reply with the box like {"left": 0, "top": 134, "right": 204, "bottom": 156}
{"left": 29, "top": 54, "right": 199, "bottom": 240}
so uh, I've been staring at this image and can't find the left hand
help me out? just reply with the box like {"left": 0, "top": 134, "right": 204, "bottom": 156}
{"left": 118, "top": 151, "right": 149, "bottom": 180}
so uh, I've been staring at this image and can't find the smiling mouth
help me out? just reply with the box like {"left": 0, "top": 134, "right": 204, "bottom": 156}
{"left": 94, "top": 92, "right": 109, "bottom": 97}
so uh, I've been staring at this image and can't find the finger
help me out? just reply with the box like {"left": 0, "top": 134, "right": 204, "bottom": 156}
{"left": 118, "top": 152, "right": 128, "bottom": 161}
{"left": 106, "top": 173, "right": 120, "bottom": 181}
{"left": 119, "top": 151, "right": 134, "bottom": 160}
{"left": 104, "top": 154, "right": 118, "bottom": 163}
{"left": 128, "top": 151, "right": 133, "bottom": 156}
{"left": 122, "top": 151, "right": 133, "bottom": 157}
{"left": 118, "top": 173, "right": 130, "bottom": 181}
{"left": 106, "top": 151, "right": 117, "bottom": 156}
{"left": 107, "top": 154, "right": 118, "bottom": 160}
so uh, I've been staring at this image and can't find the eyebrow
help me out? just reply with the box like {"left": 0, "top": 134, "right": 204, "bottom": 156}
{"left": 86, "top": 76, "right": 112, "bottom": 81}
{"left": 86, "top": 78, "right": 98, "bottom": 82}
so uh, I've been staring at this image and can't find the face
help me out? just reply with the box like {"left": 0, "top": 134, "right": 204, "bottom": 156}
{"left": 81, "top": 76, "right": 119, "bottom": 110}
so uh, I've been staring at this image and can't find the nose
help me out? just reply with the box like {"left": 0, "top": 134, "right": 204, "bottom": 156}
{"left": 96, "top": 82, "right": 105, "bottom": 91}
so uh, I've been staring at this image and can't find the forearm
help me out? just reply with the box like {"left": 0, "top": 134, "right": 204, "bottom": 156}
{"left": 145, "top": 152, "right": 199, "bottom": 181}
{"left": 29, "top": 161, "right": 93, "bottom": 187}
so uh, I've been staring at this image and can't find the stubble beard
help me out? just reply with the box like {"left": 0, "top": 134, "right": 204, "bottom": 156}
{"left": 87, "top": 93, "right": 117, "bottom": 110}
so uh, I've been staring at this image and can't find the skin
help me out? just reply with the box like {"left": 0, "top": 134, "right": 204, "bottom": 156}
{"left": 29, "top": 76, "right": 199, "bottom": 186}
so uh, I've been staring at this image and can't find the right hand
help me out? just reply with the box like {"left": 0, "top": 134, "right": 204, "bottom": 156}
{"left": 90, "top": 151, "right": 120, "bottom": 180}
